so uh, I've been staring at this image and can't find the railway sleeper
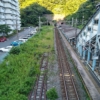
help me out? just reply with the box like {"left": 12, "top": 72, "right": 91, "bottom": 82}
{"left": 66, "top": 79, "right": 71, "bottom": 82}
{"left": 69, "top": 98, "right": 77, "bottom": 100}
{"left": 38, "top": 81, "right": 43, "bottom": 83}
{"left": 37, "top": 86, "right": 42, "bottom": 89}
{"left": 40, "top": 75, "right": 43, "bottom": 78}
{"left": 69, "top": 93, "right": 76, "bottom": 97}
{"left": 68, "top": 89, "right": 75, "bottom": 92}
{"left": 38, "top": 83, "right": 42, "bottom": 85}
{"left": 37, "top": 88, "right": 41, "bottom": 92}
{"left": 42, "top": 96, "right": 45, "bottom": 99}
{"left": 61, "top": 85, "right": 65, "bottom": 89}
{"left": 66, "top": 83, "right": 73, "bottom": 86}
{"left": 39, "top": 78, "right": 44, "bottom": 81}
{"left": 66, "top": 78, "right": 71, "bottom": 81}
{"left": 67, "top": 88, "right": 74, "bottom": 90}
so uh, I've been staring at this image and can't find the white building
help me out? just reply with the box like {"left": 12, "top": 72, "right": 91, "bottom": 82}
{"left": 0, "top": 0, "right": 21, "bottom": 32}
{"left": 76, "top": 6, "right": 100, "bottom": 72}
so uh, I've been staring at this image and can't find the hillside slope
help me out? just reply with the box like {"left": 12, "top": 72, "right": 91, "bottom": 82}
{"left": 65, "top": 0, "right": 100, "bottom": 29}
{"left": 19, "top": 0, "right": 86, "bottom": 16}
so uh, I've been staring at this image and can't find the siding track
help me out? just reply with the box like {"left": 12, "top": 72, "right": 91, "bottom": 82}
{"left": 28, "top": 53, "right": 48, "bottom": 100}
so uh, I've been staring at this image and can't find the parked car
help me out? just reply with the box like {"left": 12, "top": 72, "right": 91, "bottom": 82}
{"left": 30, "top": 31, "right": 36, "bottom": 35}
{"left": 10, "top": 40, "right": 23, "bottom": 46}
{"left": 0, "top": 37, "right": 7, "bottom": 42}
{"left": 0, "top": 46, "right": 13, "bottom": 52}
{"left": 28, "top": 33, "right": 33, "bottom": 36}
{"left": 31, "top": 30, "right": 37, "bottom": 34}
{"left": 19, "top": 38, "right": 27, "bottom": 42}
{"left": 23, "top": 37, "right": 29, "bottom": 40}
{"left": 27, "top": 34, "right": 32, "bottom": 38}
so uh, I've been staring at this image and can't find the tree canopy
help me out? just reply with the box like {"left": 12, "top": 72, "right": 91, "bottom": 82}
{"left": 20, "top": 3, "right": 52, "bottom": 26}
{"left": 65, "top": 0, "right": 100, "bottom": 27}
{"left": 0, "top": 24, "right": 12, "bottom": 36}
{"left": 19, "top": 0, "right": 87, "bottom": 16}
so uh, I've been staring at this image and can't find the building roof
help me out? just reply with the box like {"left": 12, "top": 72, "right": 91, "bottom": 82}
{"left": 61, "top": 24, "right": 80, "bottom": 39}
{"left": 77, "top": 7, "right": 100, "bottom": 37}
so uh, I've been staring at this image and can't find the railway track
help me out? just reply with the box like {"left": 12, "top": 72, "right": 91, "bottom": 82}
{"left": 28, "top": 53, "right": 48, "bottom": 100}
{"left": 55, "top": 27, "right": 79, "bottom": 100}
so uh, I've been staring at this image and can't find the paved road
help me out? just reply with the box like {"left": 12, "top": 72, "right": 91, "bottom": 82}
{"left": 0, "top": 27, "right": 34, "bottom": 48}
{"left": 0, "top": 27, "right": 35, "bottom": 62}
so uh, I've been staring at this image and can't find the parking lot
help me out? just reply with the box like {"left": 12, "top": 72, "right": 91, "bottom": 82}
{"left": 0, "top": 27, "right": 37, "bottom": 62}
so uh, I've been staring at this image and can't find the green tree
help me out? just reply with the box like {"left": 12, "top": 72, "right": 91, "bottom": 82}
{"left": 0, "top": 24, "right": 12, "bottom": 36}
{"left": 20, "top": 3, "right": 52, "bottom": 27}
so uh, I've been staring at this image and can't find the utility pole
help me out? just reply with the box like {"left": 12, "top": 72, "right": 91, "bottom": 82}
{"left": 39, "top": 16, "right": 41, "bottom": 32}
{"left": 75, "top": 18, "right": 77, "bottom": 46}
{"left": 72, "top": 17, "right": 74, "bottom": 27}
{"left": 47, "top": 20, "right": 48, "bottom": 26}
{"left": 82, "top": 16, "right": 84, "bottom": 25}
{"left": 16, "top": 18, "right": 19, "bottom": 40}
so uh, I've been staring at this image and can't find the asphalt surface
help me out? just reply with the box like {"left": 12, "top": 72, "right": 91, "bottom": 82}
{"left": 0, "top": 27, "right": 34, "bottom": 48}
{"left": 0, "top": 27, "right": 35, "bottom": 62}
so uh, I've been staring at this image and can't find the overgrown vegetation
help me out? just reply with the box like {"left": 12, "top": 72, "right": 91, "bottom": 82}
{"left": 10, "top": 47, "right": 21, "bottom": 55}
{"left": 46, "top": 87, "right": 58, "bottom": 100}
{"left": 0, "top": 26, "right": 54, "bottom": 100}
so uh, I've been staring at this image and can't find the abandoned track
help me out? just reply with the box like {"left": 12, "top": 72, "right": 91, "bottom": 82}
{"left": 28, "top": 53, "right": 48, "bottom": 100}
{"left": 55, "top": 27, "right": 79, "bottom": 100}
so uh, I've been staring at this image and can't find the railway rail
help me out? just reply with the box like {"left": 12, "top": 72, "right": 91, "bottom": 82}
{"left": 55, "top": 27, "right": 79, "bottom": 100}
{"left": 28, "top": 53, "right": 48, "bottom": 100}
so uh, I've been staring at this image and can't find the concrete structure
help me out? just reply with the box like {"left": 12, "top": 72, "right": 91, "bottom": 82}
{"left": 76, "top": 6, "right": 100, "bottom": 81}
{"left": 59, "top": 24, "right": 80, "bottom": 45}
{"left": 0, "top": 0, "right": 21, "bottom": 33}
{"left": 59, "top": 29, "right": 100, "bottom": 100}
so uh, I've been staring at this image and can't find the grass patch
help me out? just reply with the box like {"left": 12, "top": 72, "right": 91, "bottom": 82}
{"left": 77, "top": 24, "right": 84, "bottom": 29}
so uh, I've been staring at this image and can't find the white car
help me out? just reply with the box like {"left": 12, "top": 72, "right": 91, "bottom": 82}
{"left": 31, "top": 30, "right": 37, "bottom": 33}
{"left": 30, "top": 31, "right": 37, "bottom": 35}
{"left": 0, "top": 46, "right": 13, "bottom": 52}
{"left": 27, "top": 34, "right": 32, "bottom": 37}
{"left": 19, "top": 38, "right": 27, "bottom": 42}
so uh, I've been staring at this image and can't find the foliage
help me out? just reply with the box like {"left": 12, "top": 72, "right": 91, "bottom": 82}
{"left": 10, "top": 47, "right": 20, "bottom": 55}
{"left": 65, "top": 0, "right": 100, "bottom": 28}
{"left": 20, "top": 3, "right": 52, "bottom": 27}
{"left": 0, "top": 25, "right": 54, "bottom": 100}
{"left": 19, "top": 0, "right": 86, "bottom": 16}
{"left": 0, "top": 24, "right": 12, "bottom": 36}
{"left": 46, "top": 87, "right": 58, "bottom": 100}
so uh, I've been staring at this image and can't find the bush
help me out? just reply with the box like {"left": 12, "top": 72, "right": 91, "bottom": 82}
{"left": 46, "top": 87, "right": 58, "bottom": 100}
{"left": 10, "top": 47, "right": 20, "bottom": 55}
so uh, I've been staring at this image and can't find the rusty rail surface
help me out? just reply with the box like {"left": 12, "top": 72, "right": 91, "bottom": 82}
{"left": 55, "top": 27, "right": 79, "bottom": 100}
